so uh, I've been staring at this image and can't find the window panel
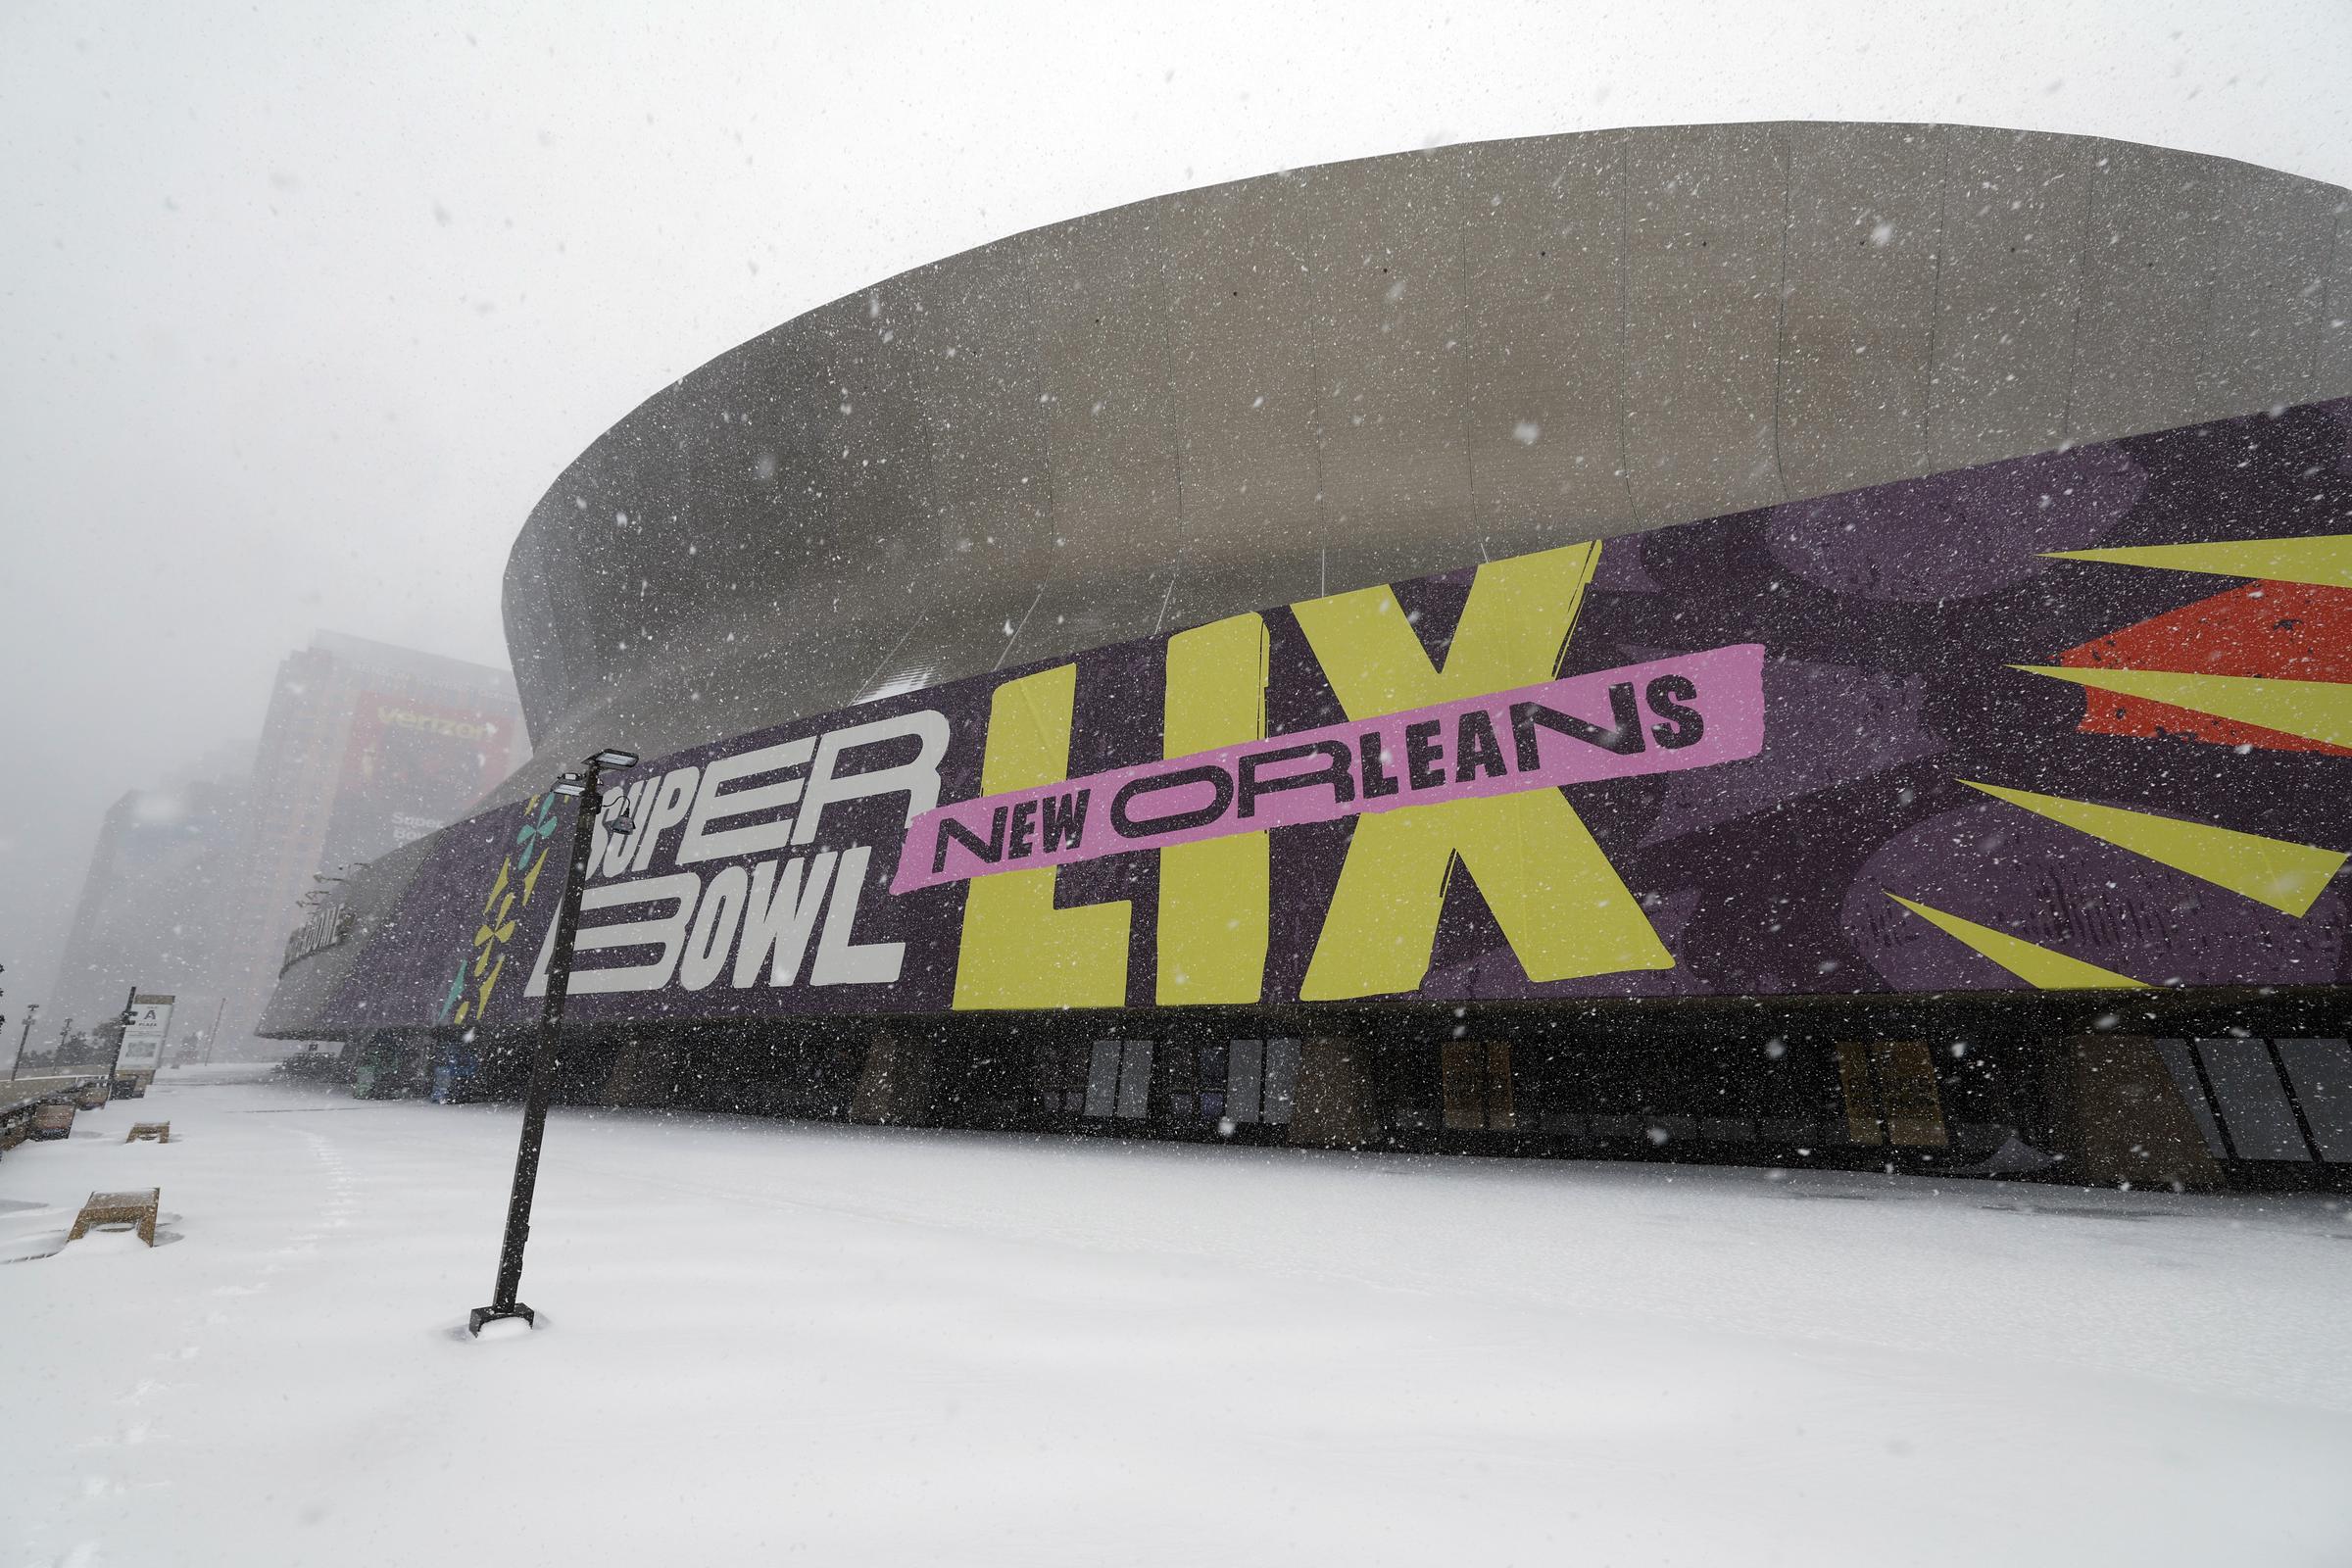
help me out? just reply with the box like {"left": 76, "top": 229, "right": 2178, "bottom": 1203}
{"left": 1227, "top": 1039, "right": 1265, "bottom": 1124}
{"left": 1264, "top": 1039, "right": 1299, "bottom": 1125}
{"left": 2196, "top": 1040, "right": 2314, "bottom": 1162}
{"left": 1115, "top": 1041, "right": 1153, "bottom": 1119}
{"left": 1084, "top": 1040, "right": 1124, "bottom": 1118}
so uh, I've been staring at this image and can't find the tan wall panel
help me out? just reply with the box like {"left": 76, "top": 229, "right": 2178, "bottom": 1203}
{"left": 1926, "top": 128, "right": 2095, "bottom": 472}
{"left": 1305, "top": 154, "right": 1474, "bottom": 591}
{"left": 899, "top": 235, "right": 1055, "bottom": 585}
{"left": 496, "top": 124, "right": 2350, "bottom": 784}
{"left": 1034, "top": 205, "right": 1184, "bottom": 584}
{"left": 1160, "top": 176, "right": 1324, "bottom": 558}
{"left": 2322, "top": 203, "right": 2352, "bottom": 399}
{"left": 1459, "top": 131, "right": 1632, "bottom": 553}
{"left": 2070, "top": 143, "right": 2225, "bottom": 440}
{"left": 2200, "top": 168, "right": 2339, "bottom": 414}
{"left": 1624, "top": 123, "right": 1789, "bottom": 523}
{"left": 1778, "top": 122, "right": 1941, "bottom": 498}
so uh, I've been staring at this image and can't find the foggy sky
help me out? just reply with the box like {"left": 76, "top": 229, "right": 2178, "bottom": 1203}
{"left": 3, "top": 0, "right": 2347, "bottom": 1021}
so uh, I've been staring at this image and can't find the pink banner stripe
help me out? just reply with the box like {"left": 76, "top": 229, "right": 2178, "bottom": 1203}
{"left": 891, "top": 644, "right": 1765, "bottom": 894}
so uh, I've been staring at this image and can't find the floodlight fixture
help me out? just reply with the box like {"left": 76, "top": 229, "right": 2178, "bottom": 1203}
{"left": 551, "top": 773, "right": 588, "bottom": 798}
{"left": 591, "top": 749, "right": 639, "bottom": 769}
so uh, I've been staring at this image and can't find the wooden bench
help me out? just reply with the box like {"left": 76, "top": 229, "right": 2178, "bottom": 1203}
{"left": 31, "top": 1102, "right": 75, "bottom": 1140}
{"left": 76, "top": 1081, "right": 112, "bottom": 1109}
{"left": 125, "top": 1122, "right": 171, "bottom": 1145}
{"left": 69, "top": 1189, "right": 161, "bottom": 1247}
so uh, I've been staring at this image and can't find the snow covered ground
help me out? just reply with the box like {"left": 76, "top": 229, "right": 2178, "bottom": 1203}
{"left": 5, "top": 1070, "right": 2351, "bottom": 1567}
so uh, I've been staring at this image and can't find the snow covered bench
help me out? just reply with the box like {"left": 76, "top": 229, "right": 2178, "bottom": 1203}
{"left": 125, "top": 1122, "right": 171, "bottom": 1144}
{"left": 69, "top": 1189, "right": 161, "bottom": 1247}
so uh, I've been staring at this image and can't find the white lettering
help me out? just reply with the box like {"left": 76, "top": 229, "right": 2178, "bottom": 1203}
{"left": 678, "top": 864, "right": 750, "bottom": 991}
{"left": 677, "top": 738, "right": 813, "bottom": 866}
{"left": 732, "top": 852, "right": 835, "bottom": 987}
{"left": 793, "top": 710, "right": 949, "bottom": 846}
{"left": 526, "top": 872, "right": 702, "bottom": 996}
{"left": 810, "top": 845, "right": 903, "bottom": 986}
{"left": 629, "top": 765, "right": 704, "bottom": 873}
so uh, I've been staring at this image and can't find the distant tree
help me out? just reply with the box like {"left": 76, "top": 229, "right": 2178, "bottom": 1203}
{"left": 87, "top": 1017, "right": 126, "bottom": 1068}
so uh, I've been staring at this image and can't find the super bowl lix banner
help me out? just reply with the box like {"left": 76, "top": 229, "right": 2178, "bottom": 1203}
{"left": 312, "top": 399, "right": 2352, "bottom": 1031}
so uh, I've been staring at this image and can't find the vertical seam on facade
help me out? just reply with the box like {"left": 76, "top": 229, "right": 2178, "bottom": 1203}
{"left": 1922, "top": 127, "right": 1949, "bottom": 472}
{"left": 2308, "top": 204, "right": 2346, "bottom": 400}
{"left": 1454, "top": 156, "right": 1483, "bottom": 546}
{"left": 1614, "top": 133, "right": 1636, "bottom": 525}
{"left": 1028, "top": 240, "right": 1064, "bottom": 671}
{"left": 1154, "top": 202, "right": 1196, "bottom": 637}
{"left": 2058, "top": 145, "right": 2099, "bottom": 445}
{"left": 2192, "top": 174, "right": 2228, "bottom": 423}
{"left": 1158, "top": 203, "right": 1190, "bottom": 552}
{"left": 1303, "top": 182, "right": 1332, "bottom": 583}
{"left": 1770, "top": 124, "right": 1793, "bottom": 506}
{"left": 906, "top": 276, "right": 958, "bottom": 624}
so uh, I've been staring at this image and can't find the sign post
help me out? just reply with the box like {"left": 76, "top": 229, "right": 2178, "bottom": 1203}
{"left": 114, "top": 990, "right": 175, "bottom": 1095}
{"left": 8, "top": 1004, "right": 35, "bottom": 1080}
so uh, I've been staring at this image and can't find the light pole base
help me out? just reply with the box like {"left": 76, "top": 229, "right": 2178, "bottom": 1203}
{"left": 467, "top": 1302, "right": 536, "bottom": 1336}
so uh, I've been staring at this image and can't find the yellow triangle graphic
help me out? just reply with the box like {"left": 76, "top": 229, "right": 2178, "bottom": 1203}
{"left": 2043, "top": 535, "right": 2352, "bottom": 589}
{"left": 1885, "top": 893, "right": 2150, "bottom": 990}
{"left": 1959, "top": 780, "right": 2347, "bottom": 917}
{"left": 2013, "top": 664, "right": 2352, "bottom": 749}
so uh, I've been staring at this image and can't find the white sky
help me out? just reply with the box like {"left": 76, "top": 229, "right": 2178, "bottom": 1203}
{"left": 2, "top": 0, "right": 2348, "bottom": 1005}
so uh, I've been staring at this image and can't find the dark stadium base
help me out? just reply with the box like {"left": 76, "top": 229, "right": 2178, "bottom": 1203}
{"left": 324, "top": 986, "right": 2352, "bottom": 1195}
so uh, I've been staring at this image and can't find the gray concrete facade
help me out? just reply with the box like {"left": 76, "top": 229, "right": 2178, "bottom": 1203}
{"left": 495, "top": 123, "right": 2348, "bottom": 798}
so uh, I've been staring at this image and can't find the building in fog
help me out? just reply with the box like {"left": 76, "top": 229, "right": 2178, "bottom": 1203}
{"left": 51, "top": 634, "right": 523, "bottom": 1055}
{"left": 216, "top": 631, "right": 524, "bottom": 1047}
{"left": 48, "top": 775, "right": 248, "bottom": 1047}
{"left": 267, "top": 123, "right": 2352, "bottom": 1188}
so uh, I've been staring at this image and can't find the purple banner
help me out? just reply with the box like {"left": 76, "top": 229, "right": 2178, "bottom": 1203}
{"left": 295, "top": 398, "right": 2352, "bottom": 1032}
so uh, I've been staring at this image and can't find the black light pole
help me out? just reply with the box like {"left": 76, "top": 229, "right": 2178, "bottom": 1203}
{"left": 8, "top": 1004, "right": 35, "bottom": 1081}
{"left": 469, "top": 748, "right": 637, "bottom": 1337}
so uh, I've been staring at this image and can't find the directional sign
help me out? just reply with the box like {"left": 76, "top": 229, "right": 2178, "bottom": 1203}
{"left": 117, "top": 994, "right": 174, "bottom": 1075}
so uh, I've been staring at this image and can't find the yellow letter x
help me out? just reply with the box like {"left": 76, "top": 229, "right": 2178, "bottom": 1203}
{"left": 1289, "top": 542, "right": 1672, "bottom": 1000}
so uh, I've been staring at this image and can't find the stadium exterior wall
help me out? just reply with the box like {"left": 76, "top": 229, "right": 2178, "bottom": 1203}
{"left": 262, "top": 123, "right": 2352, "bottom": 1186}
{"left": 497, "top": 122, "right": 2351, "bottom": 774}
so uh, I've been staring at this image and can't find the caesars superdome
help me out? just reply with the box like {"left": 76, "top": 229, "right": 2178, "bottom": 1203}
{"left": 269, "top": 122, "right": 2352, "bottom": 1185}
